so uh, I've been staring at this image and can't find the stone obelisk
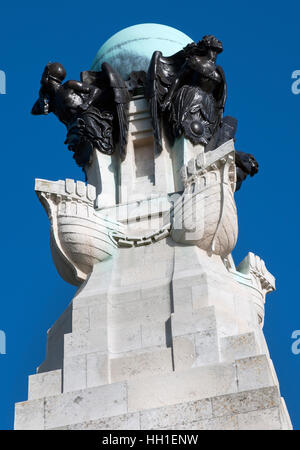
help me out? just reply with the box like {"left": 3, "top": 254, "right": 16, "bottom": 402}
{"left": 14, "top": 24, "right": 292, "bottom": 430}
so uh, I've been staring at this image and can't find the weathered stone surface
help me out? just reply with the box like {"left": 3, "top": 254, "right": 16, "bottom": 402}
{"left": 28, "top": 369, "right": 62, "bottom": 400}
{"left": 194, "top": 329, "right": 219, "bottom": 366}
{"left": 127, "top": 362, "right": 237, "bottom": 413}
{"left": 86, "top": 352, "right": 108, "bottom": 388}
{"left": 111, "top": 348, "right": 173, "bottom": 382}
{"left": 59, "top": 412, "right": 140, "bottom": 430}
{"left": 279, "top": 397, "right": 293, "bottom": 430}
{"left": 141, "top": 322, "right": 167, "bottom": 348}
{"left": 44, "top": 382, "right": 127, "bottom": 429}
{"left": 238, "top": 407, "right": 282, "bottom": 430}
{"left": 220, "top": 332, "right": 259, "bottom": 362}
{"left": 212, "top": 386, "right": 280, "bottom": 417}
{"left": 63, "top": 355, "right": 87, "bottom": 392}
{"left": 236, "top": 355, "right": 274, "bottom": 391}
{"left": 173, "top": 414, "right": 239, "bottom": 430}
{"left": 140, "top": 398, "right": 212, "bottom": 429}
{"left": 109, "top": 324, "right": 142, "bottom": 354}
{"left": 202, "top": 414, "right": 239, "bottom": 430}
{"left": 72, "top": 306, "right": 90, "bottom": 332}
{"left": 15, "top": 399, "right": 45, "bottom": 430}
{"left": 171, "top": 306, "right": 217, "bottom": 337}
{"left": 173, "top": 335, "right": 196, "bottom": 370}
{"left": 64, "top": 328, "right": 107, "bottom": 357}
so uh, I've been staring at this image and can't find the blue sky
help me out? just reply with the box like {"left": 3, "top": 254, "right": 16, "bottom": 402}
{"left": 0, "top": 0, "right": 300, "bottom": 430}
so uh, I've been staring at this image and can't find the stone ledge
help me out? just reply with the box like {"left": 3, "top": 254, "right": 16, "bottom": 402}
{"left": 52, "top": 412, "right": 140, "bottom": 430}
{"left": 16, "top": 352, "right": 288, "bottom": 429}
{"left": 127, "top": 361, "right": 238, "bottom": 413}
{"left": 44, "top": 382, "right": 127, "bottom": 429}
{"left": 16, "top": 381, "right": 129, "bottom": 430}
{"left": 212, "top": 385, "right": 280, "bottom": 417}
{"left": 42, "top": 386, "right": 286, "bottom": 430}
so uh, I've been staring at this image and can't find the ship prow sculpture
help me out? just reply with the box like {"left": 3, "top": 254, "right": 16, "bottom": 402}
{"left": 15, "top": 24, "right": 292, "bottom": 430}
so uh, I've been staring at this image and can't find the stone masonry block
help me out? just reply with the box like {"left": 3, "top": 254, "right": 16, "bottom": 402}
{"left": 73, "top": 293, "right": 108, "bottom": 310}
{"left": 72, "top": 306, "right": 90, "bottom": 332}
{"left": 120, "top": 261, "right": 171, "bottom": 286}
{"left": 140, "top": 397, "right": 212, "bottom": 430}
{"left": 212, "top": 386, "right": 280, "bottom": 417}
{"left": 238, "top": 407, "right": 282, "bottom": 430}
{"left": 191, "top": 284, "right": 209, "bottom": 310}
{"left": 214, "top": 301, "right": 238, "bottom": 338}
{"left": 172, "top": 414, "right": 239, "bottom": 430}
{"left": 236, "top": 355, "right": 274, "bottom": 392}
{"left": 109, "top": 324, "right": 142, "bottom": 354}
{"left": 173, "top": 335, "right": 196, "bottom": 371}
{"left": 171, "top": 286, "right": 193, "bottom": 312}
{"left": 220, "top": 332, "right": 259, "bottom": 362}
{"left": 64, "top": 328, "right": 107, "bottom": 357}
{"left": 15, "top": 399, "right": 45, "bottom": 430}
{"left": 88, "top": 303, "right": 107, "bottom": 329}
{"left": 171, "top": 306, "right": 216, "bottom": 337}
{"left": 63, "top": 355, "right": 86, "bottom": 393}
{"left": 44, "top": 382, "right": 127, "bottom": 429}
{"left": 109, "top": 296, "right": 171, "bottom": 326}
{"left": 141, "top": 282, "right": 171, "bottom": 300}
{"left": 200, "top": 414, "right": 239, "bottom": 430}
{"left": 86, "top": 352, "right": 109, "bottom": 388}
{"left": 110, "top": 287, "right": 141, "bottom": 305}
{"left": 279, "top": 397, "right": 293, "bottom": 430}
{"left": 141, "top": 321, "right": 167, "bottom": 348}
{"left": 194, "top": 329, "right": 220, "bottom": 366}
{"left": 172, "top": 272, "right": 207, "bottom": 292}
{"left": 110, "top": 348, "right": 173, "bottom": 383}
{"left": 66, "top": 412, "right": 140, "bottom": 430}
{"left": 28, "top": 369, "right": 62, "bottom": 400}
{"left": 127, "top": 362, "right": 237, "bottom": 413}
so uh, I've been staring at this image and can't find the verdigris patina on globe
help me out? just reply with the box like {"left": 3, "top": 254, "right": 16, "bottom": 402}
{"left": 91, "top": 23, "right": 193, "bottom": 79}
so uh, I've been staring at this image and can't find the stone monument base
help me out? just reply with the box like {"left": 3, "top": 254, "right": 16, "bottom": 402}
{"left": 14, "top": 242, "right": 292, "bottom": 430}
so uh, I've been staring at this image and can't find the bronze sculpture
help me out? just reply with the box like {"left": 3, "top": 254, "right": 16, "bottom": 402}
{"left": 146, "top": 35, "right": 227, "bottom": 149}
{"left": 32, "top": 62, "right": 130, "bottom": 169}
{"left": 32, "top": 37, "right": 258, "bottom": 190}
{"left": 235, "top": 151, "right": 259, "bottom": 191}
{"left": 145, "top": 34, "right": 258, "bottom": 190}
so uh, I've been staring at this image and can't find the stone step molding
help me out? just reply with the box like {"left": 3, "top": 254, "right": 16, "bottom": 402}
{"left": 16, "top": 357, "right": 291, "bottom": 430}
{"left": 15, "top": 243, "right": 292, "bottom": 429}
